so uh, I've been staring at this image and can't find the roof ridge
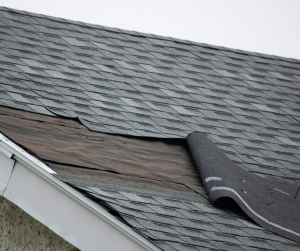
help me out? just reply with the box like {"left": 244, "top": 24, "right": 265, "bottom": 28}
{"left": 1, "top": 6, "right": 299, "bottom": 63}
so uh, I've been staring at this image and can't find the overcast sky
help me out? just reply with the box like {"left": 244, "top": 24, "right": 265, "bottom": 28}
{"left": 2, "top": 0, "right": 300, "bottom": 60}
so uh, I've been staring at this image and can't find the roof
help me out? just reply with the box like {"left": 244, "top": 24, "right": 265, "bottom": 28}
{"left": 0, "top": 5, "right": 300, "bottom": 251}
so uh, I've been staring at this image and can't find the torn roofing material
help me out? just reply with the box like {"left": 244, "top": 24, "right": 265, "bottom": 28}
{"left": 0, "top": 5, "right": 300, "bottom": 250}
{"left": 2, "top": 106, "right": 300, "bottom": 250}
{"left": 187, "top": 132, "right": 300, "bottom": 243}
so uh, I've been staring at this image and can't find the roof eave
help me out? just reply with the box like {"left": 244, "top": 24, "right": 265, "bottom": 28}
{"left": 0, "top": 132, "right": 159, "bottom": 251}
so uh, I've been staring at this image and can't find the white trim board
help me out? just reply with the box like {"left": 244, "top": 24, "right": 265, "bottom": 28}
{"left": 0, "top": 133, "right": 160, "bottom": 251}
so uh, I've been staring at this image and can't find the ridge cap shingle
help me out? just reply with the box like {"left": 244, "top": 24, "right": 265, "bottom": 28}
{"left": 1, "top": 5, "right": 299, "bottom": 63}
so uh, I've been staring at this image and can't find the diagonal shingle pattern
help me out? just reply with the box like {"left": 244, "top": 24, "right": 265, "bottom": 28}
{"left": 1, "top": 6, "right": 300, "bottom": 250}
{"left": 0, "top": 7, "right": 300, "bottom": 182}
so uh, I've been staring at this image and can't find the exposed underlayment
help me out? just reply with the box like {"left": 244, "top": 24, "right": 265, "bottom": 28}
{"left": 0, "top": 6, "right": 300, "bottom": 251}
{"left": 0, "top": 106, "right": 200, "bottom": 191}
{"left": 187, "top": 132, "right": 300, "bottom": 243}
{"left": 0, "top": 196, "right": 79, "bottom": 251}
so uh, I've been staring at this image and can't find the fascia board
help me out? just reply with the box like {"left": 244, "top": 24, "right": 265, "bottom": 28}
{"left": 0, "top": 144, "right": 13, "bottom": 158}
{"left": 0, "top": 133, "right": 160, "bottom": 251}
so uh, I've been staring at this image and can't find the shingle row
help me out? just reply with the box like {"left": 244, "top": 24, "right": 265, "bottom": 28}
{"left": 0, "top": 7, "right": 300, "bottom": 181}
{"left": 74, "top": 184, "right": 300, "bottom": 251}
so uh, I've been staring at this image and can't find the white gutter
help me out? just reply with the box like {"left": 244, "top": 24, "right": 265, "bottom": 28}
{"left": 0, "top": 132, "right": 160, "bottom": 251}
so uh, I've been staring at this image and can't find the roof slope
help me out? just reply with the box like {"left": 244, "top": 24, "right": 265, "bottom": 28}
{"left": 1, "top": 6, "right": 300, "bottom": 251}
{"left": 0, "top": 7, "right": 300, "bottom": 183}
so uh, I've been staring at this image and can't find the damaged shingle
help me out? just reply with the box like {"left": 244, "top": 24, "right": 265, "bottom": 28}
{"left": 1, "top": 6, "right": 300, "bottom": 251}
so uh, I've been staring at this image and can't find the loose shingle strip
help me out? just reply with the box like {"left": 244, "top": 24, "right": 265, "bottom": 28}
{"left": 187, "top": 132, "right": 300, "bottom": 243}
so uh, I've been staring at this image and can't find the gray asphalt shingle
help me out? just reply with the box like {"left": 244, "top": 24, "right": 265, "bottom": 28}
{"left": 1, "top": 7, "right": 300, "bottom": 251}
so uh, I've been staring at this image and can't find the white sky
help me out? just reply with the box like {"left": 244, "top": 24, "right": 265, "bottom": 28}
{"left": 2, "top": 0, "right": 300, "bottom": 60}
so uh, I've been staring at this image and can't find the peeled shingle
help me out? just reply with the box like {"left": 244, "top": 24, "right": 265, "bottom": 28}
{"left": 1, "top": 8, "right": 300, "bottom": 249}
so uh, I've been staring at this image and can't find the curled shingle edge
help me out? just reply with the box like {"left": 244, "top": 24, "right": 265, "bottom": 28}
{"left": 187, "top": 132, "right": 300, "bottom": 243}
